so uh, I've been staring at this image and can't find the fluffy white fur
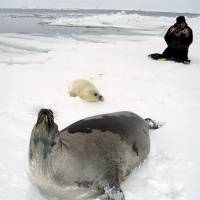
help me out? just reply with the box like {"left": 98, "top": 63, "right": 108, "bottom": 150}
{"left": 69, "top": 79, "right": 104, "bottom": 102}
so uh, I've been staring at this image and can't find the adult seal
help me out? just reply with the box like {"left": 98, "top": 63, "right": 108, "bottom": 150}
{"left": 29, "top": 109, "right": 160, "bottom": 200}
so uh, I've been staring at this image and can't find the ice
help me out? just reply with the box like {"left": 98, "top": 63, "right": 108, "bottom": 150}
{"left": 43, "top": 12, "right": 174, "bottom": 32}
{"left": 0, "top": 11, "right": 200, "bottom": 200}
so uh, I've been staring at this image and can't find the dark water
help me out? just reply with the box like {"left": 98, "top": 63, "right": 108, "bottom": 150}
{"left": 0, "top": 16, "right": 139, "bottom": 36}
{"left": 0, "top": 8, "right": 199, "bottom": 36}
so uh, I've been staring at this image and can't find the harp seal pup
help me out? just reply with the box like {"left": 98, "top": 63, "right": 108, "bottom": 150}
{"left": 29, "top": 109, "right": 159, "bottom": 200}
{"left": 69, "top": 79, "right": 104, "bottom": 102}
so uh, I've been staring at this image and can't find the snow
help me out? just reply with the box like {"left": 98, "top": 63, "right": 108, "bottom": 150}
{"left": 0, "top": 13, "right": 200, "bottom": 200}
{"left": 43, "top": 12, "right": 174, "bottom": 29}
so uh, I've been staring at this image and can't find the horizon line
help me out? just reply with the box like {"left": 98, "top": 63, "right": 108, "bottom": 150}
{"left": 0, "top": 7, "right": 199, "bottom": 15}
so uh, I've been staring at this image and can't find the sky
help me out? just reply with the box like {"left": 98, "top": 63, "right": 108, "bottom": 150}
{"left": 0, "top": 0, "right": 199, "bottom": 13}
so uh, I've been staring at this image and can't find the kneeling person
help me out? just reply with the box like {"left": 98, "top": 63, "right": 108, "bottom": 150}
{"left": 149, "top": 16, "right": 193, "bottom": 64}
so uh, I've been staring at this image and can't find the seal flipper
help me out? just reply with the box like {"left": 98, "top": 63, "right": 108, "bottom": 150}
{"left": 97, "top": 169, "right": 125, "bottom": 200}
{"left": 145, "top": 118, "right": 162, "bottom": 129}
{"left": 97, "top": 187, "right": 125, "bottom": 200}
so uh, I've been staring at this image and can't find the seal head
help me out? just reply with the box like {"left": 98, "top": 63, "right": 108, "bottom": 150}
{"left": 36, "top": 109, "right": 55, "bottom": 131}
{"left": 89, "top": 90, "right": 104, "bottom": 101}
{"left": 29, "top": 109, "right": 59, "bottom": 162}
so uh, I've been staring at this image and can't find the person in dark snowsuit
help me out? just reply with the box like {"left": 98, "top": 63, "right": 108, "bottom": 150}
{"left": 162, "top": 16, "right": 193, "bottom": 62}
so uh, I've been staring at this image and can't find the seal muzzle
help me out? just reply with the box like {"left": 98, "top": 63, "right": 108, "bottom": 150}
{"left": 36, "top": 109, "right": 54, "bottom": 131}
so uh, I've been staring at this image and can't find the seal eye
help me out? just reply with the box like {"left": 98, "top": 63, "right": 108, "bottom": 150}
{"left": 94, "top": 93, "right": 98, "bottom": 96}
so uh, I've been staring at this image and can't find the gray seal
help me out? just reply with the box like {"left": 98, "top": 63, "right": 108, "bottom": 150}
{"left": 29, "top": 109, "right": 159, "bottom": 200}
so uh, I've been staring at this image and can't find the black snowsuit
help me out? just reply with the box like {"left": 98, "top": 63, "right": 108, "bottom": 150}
{"left": 162, "top": 23, "right": 193, "bottom": 61}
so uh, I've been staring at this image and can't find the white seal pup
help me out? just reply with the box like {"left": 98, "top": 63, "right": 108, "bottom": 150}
{"left": 29, "top": 109, "right": 160, "bottom": 200}
{"left": 69, "top": 79, "right": 104, "bottom": 102}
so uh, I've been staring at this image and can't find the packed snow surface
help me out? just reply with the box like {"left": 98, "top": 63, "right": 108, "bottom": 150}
{"left": 0, "top": 10, "right": 200, "bottom": 200}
